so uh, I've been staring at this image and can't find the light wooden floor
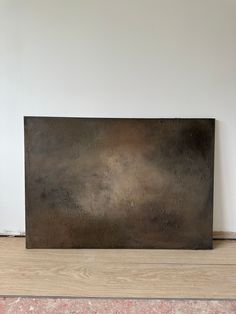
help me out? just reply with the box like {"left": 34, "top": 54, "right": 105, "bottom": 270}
{"left": 0, "top": 238, "right": 236, "bottom": 299}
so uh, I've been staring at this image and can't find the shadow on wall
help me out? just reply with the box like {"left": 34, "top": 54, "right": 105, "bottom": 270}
{"left": 214, "top": 120, "right": 225, "bottom": 232}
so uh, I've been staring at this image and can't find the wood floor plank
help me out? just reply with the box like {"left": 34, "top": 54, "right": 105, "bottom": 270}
{"left": 0, "top": 238, "right": 236, "bottom": 299}
{"left": 0, "top": 238, "right": 236, "bottom": 265}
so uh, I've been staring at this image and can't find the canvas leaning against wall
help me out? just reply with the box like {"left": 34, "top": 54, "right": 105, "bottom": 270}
{"left": 24, "top": 117, "right": 215, "bottom": 249}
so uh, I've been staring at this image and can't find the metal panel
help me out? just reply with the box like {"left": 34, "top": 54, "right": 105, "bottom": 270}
{"left": 25, "top": 118, "right": 215, "bottom": 249}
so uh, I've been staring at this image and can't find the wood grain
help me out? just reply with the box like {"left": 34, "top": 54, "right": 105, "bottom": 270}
{"left": 0, "top": 238, "right": 236, "bottom": 299}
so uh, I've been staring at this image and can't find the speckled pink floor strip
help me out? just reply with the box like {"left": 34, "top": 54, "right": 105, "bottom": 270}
{"left": 0, "top": 297, "right": 236, "bottom": 314}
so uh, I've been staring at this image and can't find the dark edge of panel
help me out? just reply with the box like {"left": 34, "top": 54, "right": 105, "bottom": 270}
{"left": 23, "top": 116, "right": 215, "bottom": 120}
{"left": 210, "top": 119, "right": 216, "bottom": 249}
{"left": 24, "top": 117, "right": 31, "bottom": 249}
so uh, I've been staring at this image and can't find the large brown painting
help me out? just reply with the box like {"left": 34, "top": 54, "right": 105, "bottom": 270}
{"left": 25, "top": 118, "right": 215, "bottom": 249}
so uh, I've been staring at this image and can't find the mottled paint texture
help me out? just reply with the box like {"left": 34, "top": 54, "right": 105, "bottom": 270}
{"left": 25, "top": 118, "right": 215, "bottom": 249}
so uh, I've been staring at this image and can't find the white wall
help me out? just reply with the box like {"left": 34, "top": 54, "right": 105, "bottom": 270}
{"left": 1, "top": 0, "right": 236, "bottom": 235}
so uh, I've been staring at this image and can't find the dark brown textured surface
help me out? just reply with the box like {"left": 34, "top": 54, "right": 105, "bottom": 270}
{"left": 24, "top": 118, "right": 215, "bottom": 249}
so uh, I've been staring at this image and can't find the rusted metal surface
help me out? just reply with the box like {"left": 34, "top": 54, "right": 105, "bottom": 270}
{"left": 24, "top": 118, "right": 215, "bottom": 249}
